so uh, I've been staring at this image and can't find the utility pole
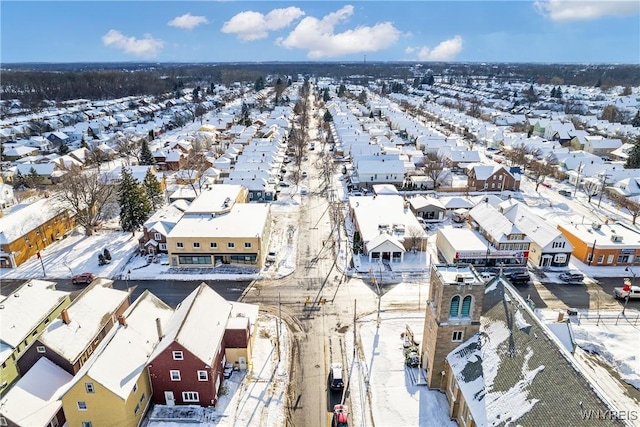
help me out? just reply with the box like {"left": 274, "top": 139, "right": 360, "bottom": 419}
{"left": 277, "top": 292, "right": 281, "bottom": 362}
{"left": 597, "top": 173, "right": 611, "bottom": 208}
{"left": 573, "top": 161, "right": 582, "bottom": 197}
{"left": 353, "top": 299, "right": 357, "bottom": 358}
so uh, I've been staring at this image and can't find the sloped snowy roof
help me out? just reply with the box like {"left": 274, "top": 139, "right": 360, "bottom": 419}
{"left": 469, "top": 202, "right": 532, "bottom": 244}
{"left": 0, "top": 357, "right": 72, "bottom": 426}
{"left": 77, "top": 290, "right": 173, "bottom": 400}
{"left": 0, "top": 197, "right": 68, "bottom": 244}
{"left": 0, "top": 280, "right": 70, "bottom": 350}
{"left": 149, "top": 283, "right": 232, "bottom": 365}
{"left": 409, "top": 195, "right": 446, "bottom": 211}
{"left": 501, "top": 202, "right": 573, "bottom": 250}
{"left": 39, "top": 282, "right": 129, "bottom": 364}
{"left": 446, "top": 278, "right": 619, "bottom": 427}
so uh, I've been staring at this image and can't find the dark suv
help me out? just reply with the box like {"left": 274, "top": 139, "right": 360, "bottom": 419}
{"left": 507, "top": 271, "right": 530, "bottom": 285}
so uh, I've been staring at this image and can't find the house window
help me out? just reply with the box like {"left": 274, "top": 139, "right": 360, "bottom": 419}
{"left": 172, "top": 351, "right": 183, "bottom": 360}
{"left": 461, "top": 296, "right": 472, "bottom": 317}
{"left": 597, "top": 255, "right": 604, "bottom": 264}
{"left": 452, "top": 331, "right": 464, "bottom": 342}
{"left": 170, "top": 370, "right": 181, "bottom": 381}
{"left": 134, "top": 404, "right": 140, "bottom": 415}
{"left": 36, "top": 346, "right": 46, "bottom": 353}
{"left": 81, "top": 423, "right": 92, "bottom": 427}
{"left": 244, "top": 242, "right": 252, "bottom": 249}
{"left": 133, "top": 383, "right": 137, "bottom": 393}
{"left": 159, "top": 243, "right": 167, "bottom": 251}
{"left": 449, "top": 296, "right": 460, "bottom": 318}
{"left": 193, "top": 242, "right": 201, "bottom": 249}
{"left": 140, "top": 393, "right": 145, "bottom": 403}
{"left": 198, "top": 370, "right": 208, "bottom": 381}
{"left": 228, "top": 242, "right": 235, "bottom": 249}
{"left": 85, "top": 383, "right": 95, "bottom": 393}
{"left": 77, "top": 401, "right": 88, "bottom": 411}
{"left": 607, "top": 255, "right": 614, "bottom": 264}
{"left": 176, "top": 242, "right": 184, "bottom": 249}
{"left": 154, "top": 233, "right": 162, "bottom": 241}
{"left": 182, "top": 391, "right": 199, "bottom": 402}
{"left": 210, "top": 242, "right": 218, "bottom": 249}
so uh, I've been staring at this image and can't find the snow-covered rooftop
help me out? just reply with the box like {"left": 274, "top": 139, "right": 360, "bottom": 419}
{"left": 168, "top": 203, "right": 270, "bottom": 239}
{"left": 0, "top": 279, "right": 69, "bottom": 350}
{"left": 0, "top": 357, "right": 72, "bottom": 426}
{"left": 348, "top": 195, "right": 425, "bottom": 244}
{"left": 183, "top": 184, "right": 245, "bottom": 215}
{"left": 38, "top": 281, "right": 129, "bottom": 364}
{"left": 0, "top": 198, "right": 67, "bottom": 244}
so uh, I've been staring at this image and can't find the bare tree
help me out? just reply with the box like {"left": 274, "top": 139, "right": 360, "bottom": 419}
{"left": 114, "top": 134, "right": 139, "bottom": 166}
{"left": 530, "top": 154, "right": 558, "bottom": 191}
{"left": 181, "top": 150, "right": 211, "bottom": 196}
{"left": 54, "top": 168, "right": 118, "bottom": 236}
{"left": 406, "top": 226, "right": 424, "bottom": 251}
{"left": 583, "top": 179, "right": 600, "bottom": 203}
{"left": 423, "top": 153, "right": 446, "bottom": 189}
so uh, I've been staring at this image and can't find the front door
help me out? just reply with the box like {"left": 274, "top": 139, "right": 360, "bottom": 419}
{"left": 164, "top": 391, "right": 175, "bottom": 406}
{"left": 239, "top": 357, "right": 247, "bottom": 370}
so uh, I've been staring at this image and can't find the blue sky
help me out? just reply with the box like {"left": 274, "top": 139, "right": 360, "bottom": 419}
{"left": 1, "top": 1, "right": 639, "bottom": 63}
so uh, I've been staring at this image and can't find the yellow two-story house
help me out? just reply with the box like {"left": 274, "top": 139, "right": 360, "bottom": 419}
{"left": 60, "top": 290, "right": 173, "bottom": 427}
{"left": 0, "top": 280, "right": 70, "bottom": 395}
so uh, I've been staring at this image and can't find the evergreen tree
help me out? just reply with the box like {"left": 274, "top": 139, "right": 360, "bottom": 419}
{"left": 323, "top": 111, "right": 333, "bottom": 123}
{"left": 595, "top": 77, "right": 602, "bottom": 88}
{"left": 631, "top": 111, "right": 640, "bottom": 128}
{"left": 58, "top": 143, "right": 70, "bottom": 155}
{"left": 338, "top": 84, "right": 347, "bottom": 97}
{"left": 254, "top": 76, "right": 265, "bottom": 91}
{"left": 556, "top": 87, "right": 562, "bottom": 98}
{"left": 139, "top": 139, "right": 155, "bottom": 165}
{"left": 550, "top": 87, "right": 557, "bottom": 98}
{"left": 80, "top": 135, "right": 88, "bottom": 149}
{"left": 625, "top": 136, "right": 640, "bottom": 169}
{"left": 118, "top": 167, "right": 151, "bottom": 235}
{"left": 322, "top": 88, "right": 330, "bottom": 102}
{"left": 143, "top": 169, "right": 164, "bottom": 210}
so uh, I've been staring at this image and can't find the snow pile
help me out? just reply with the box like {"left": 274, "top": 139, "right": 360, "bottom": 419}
{"left": 515, "top": 309, "right": 532, "bottom": 331}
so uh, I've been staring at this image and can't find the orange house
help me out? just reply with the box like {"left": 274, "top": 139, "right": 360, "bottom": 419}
{"left": 557, "top": 222, "right": 640, "bottom": 267}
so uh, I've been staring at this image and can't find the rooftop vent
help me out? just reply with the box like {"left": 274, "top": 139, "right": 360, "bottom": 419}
{"left": 592, "top": 223, "right": 601, "bottom": 230}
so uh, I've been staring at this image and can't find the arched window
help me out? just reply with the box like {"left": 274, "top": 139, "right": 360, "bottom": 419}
{"left": 449, "top": 296, "right": 460, "bottom": 318}
{"left": 461, "top": 295, "right": 472, "bottom": 317}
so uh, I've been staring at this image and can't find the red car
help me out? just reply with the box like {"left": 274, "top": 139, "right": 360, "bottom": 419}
{"left": 72, "top": 272, "right": 95, "bottom": 285}
{"left": 333, "top": 404, "right": 348, "bottom": 427}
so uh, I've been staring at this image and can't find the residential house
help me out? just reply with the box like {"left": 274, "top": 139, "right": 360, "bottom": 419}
{"left": 466, "top": 164, "right": 520, "bottom": 192}
{"left": 0, "top": 357, "right": 73, "bottom": 427}
{"left": 409, "top": 196, "right": 446, "bottom": 222}
{"left": 14, "top": 163, "right": 57, "bottom": 185}
{"left": 60, "top": 290, "right": 173, "bottom": 427}
{"left": 0, "top": 197, "right": 75, "bottom": 268}
{"left": 468, "top": 202, "right": 531, "bottom": 267}
{"left": 2, "top": 146, "right": 38, "bottom": 161}
{"left": 18, "top": 280, "right": 130, "bottom": 376}
{"left": 583, "top": 137, "right": 623, "bottom": 157}
{"left": 147, "top": 284, "right": 257, "bottom": 407}
{"left": 500, "top": 201, "right": 573, "bottom": 268}
{"left": 422, "top": 264, "right": 620, "bottom": 427}
{"left": 0, "top": 280, "right": 71, "bottom": 395}
{"left": 352, "top": 156, "right": 404, "bottom": 190}
{"left": 46, "top": 131, "right": 70, "bottom": 147}
{"left": 167, "top": 203, "right": 271, "bottom": 268}
{"left": 348, "top": 194, "right": 427, "bottom": 263}
{"left": 557, "top": 221, "right": 640, "bottom": 267}
{"left": 139, "top": 202, "right": 188, "bottom": 255}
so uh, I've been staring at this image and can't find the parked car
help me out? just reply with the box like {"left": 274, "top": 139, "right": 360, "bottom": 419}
{"left": 329, "top": 363, "right": 344, "bottom": 390}
{"left": 559, "top": 272, "right": 584, "bottom": 283}
{"left": 558, "top": 190, "right": 572, "bottom": 197}
{"left": 540, "top": 182, "right": 552, "bottom": 188}
{"left": 72, "top": 272, "right": 95, "bottom": 285}
{"left": 266, "top": 251, "right": 277, "bottom": 263}
{"left": 332, "top": 404, "right": 349, "bottom": 427}
{"left": 278, "top": 182, "right": 290, "bottom": 187}
{"left": 300, "top": 187, "right": 309, "bottom": 195}
{"left": 302, "top": 171, "right": 308, "bottom": 178}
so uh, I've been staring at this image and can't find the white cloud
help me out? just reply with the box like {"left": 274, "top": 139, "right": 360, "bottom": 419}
{"left": 221, "top": 7, "right": 304, "bottom": 41}
{"left": 534, "top": 0, "right": 640, "bottom": 21}
{"left": 102, "top": 30, "right": 164, "bottom": 58}
{"left": 277, "top": 5, "right": 401, "bottom": 59}
{"left": 408, "top": 36, "right": 463, "bottom": 61}
{"left": 168, "top": 13, "right": 209, "bottom": 30}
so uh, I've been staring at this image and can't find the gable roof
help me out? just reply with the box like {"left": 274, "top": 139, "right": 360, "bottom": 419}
{"left": 0, "top": 280, "right": 69, "bottom": 350}
{"left": 446, "top": 278, "right": 620, "bottom": 427}
{"left": 469, "top": 202, "right": 531, "bottom": 244}
{"left": 501, "top": 202, "right": 573, "bottom": 249}
{"left": 39, "top": 281, "right": 129, "bottom": 364}
{"left": 149, "top": 283, "right": 232, "bottom": 365}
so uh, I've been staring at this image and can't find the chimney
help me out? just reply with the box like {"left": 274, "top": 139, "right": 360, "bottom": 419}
{"left": 155, "top": 317, "right": 164, "bottom": 341}
{"left": 557, "top": 312, "right": 564, "bottom": 322}
{"left": 118, "top": 315, "right": 127, "bottom": 327}
{"left": 61, "top": 309, "right": 71, "bottom": 325}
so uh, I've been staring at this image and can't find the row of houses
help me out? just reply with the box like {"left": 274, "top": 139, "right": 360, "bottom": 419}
{"left": 0, "top": 279, "right": 258, "bottom": 427}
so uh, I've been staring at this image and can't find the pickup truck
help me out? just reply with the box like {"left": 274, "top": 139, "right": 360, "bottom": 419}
{"left": 613, "top": 284, "right": 640, "bottom": 300}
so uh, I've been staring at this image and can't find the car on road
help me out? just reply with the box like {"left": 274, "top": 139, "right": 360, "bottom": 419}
{"left": 266, "top": 251, "right": 276, "bottom": 264}
{"left": 540, "top": 182, "right": 552, "bottom": 188}
{"left": 278, "top": 182, "right": 290, "bottom": 187}
{"left": 332, "top": 404, "right": 349, "bottom": 427}
{"left": 559, "top": 272, "right": 584, "bottom": 283}
{"left": 301, "top": 171, "right": 308, "bottom": 178}
{"left": 614, "top": 281, "right": 640, "bottom": 300}
{"left": 558, "top": 190, "right": 572, "bottom": 197}
{"left": 72, "top": 272, "right": 95, "bottom": 285}
{"left": 329, "top": 363, "right": 344, "bottom": 390}
{"left": 506, "top": 271, "right": 531, "bottom": 285}
{"left": 300, "top": 187, "right": 308, "bottom": 195}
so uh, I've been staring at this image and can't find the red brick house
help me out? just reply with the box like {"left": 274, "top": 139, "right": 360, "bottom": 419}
{"left": 146, "top": 283, "right": 257, "bottom": 407}
{"left": 466, "top": 164, "right": 520, "bottom": 192}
